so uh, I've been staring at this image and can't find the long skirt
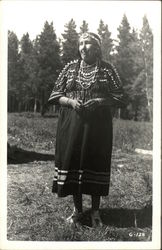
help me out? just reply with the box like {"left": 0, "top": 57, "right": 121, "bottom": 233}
{"left": 52, "top": 106, "right": 113, "bottom": 197}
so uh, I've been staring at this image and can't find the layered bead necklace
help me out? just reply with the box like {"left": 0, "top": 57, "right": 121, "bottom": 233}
{"left": 78, "top": 60, "right": 99, "bottom": 90}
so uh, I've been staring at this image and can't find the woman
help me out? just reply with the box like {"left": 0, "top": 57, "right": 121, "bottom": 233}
{"left": 48, "top": 32, "right": 126, "bottom": 227}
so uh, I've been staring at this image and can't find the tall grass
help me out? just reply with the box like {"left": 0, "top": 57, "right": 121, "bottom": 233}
{"left": 8, "top": 113, "right": 152, "bottom": 153}
{"left": 113, "top": 118, "right": 152, "bottom": 152}
{"left": 8, "top": 113, "right": 57, "bottom": 152}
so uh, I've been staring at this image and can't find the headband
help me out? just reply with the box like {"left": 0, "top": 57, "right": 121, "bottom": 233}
{"left": 79, "top": 33, "right": 101, "bottom": 47}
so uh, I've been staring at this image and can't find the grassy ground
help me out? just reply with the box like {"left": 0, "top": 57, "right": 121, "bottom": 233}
{"left": 7, "top": 112, "right": 152, "bottom": 241}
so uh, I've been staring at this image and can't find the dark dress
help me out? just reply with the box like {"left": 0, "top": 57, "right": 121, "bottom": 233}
{"left": 48, "top": 59, "right": 125, "bottom": 197}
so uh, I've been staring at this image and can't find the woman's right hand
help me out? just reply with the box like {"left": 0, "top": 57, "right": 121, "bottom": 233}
{"left": 59, "top": 97, "right": 83, "bottom": 112}
{"left": 69, "top": 99, "right": 83, "bottom": 112}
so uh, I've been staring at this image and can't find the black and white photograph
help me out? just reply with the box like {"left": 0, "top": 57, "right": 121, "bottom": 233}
{"left": 0, "top": 1, "right": 161, "bottom": 249}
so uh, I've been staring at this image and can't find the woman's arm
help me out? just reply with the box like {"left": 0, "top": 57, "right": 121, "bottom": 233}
{"left": 97, "top": 95, "right": 127, "bottom": 108}
{"left": 104, "top": 63, "right": 127, "bottom": 108}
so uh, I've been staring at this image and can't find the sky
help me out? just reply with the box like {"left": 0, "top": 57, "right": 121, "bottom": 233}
{"left": 1, "top": 0, "right": 160, "bottom": 41}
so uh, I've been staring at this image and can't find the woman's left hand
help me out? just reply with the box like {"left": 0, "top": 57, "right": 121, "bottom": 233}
{"left": 83, "top": 99, "right": 100, "bottom": 111}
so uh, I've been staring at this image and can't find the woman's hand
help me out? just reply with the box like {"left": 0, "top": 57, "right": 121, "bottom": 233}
{"left": 69, "top": 99, "right": 83, "bottom": 112}
{"left": 59, "top": 97, "right": 83, "bottom": 112}
{"left": 83, "top": 98, "right": 100, "bottom": 111}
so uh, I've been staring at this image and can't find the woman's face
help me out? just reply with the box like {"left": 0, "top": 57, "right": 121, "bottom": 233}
{"left": 79, "top": 37, "right": 99, "bottom": 64}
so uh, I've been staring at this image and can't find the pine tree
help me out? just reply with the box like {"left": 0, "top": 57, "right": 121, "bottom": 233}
{"left": 115, "top": 14, "right": 153, "bottom": 121}
{"left": 35, "top": 21, "right": 62, "bottom": 111}
{"left": 139, "top": 15, "right": 153, "bottom": 121}
{"left": 19, "top": 33, "right": 39, "bottom": 112}
{"left": 116, "top": 15, "right": 133, "bottom": 85}
{"left": 80, "top": 20, "right": 89, "bottom": 34}
{"left": 129, "top": 29, "right": 149, "bottom": 121}
{"left": 20, "top": 33, "right": 33, "bottom": 54}
{"left": 115, "top": 14, "right": 135, "bottom": 119}
{"left": 8, "top": 31, "right": 20, "bottom": 112}
{"left": 97, "top": 20, "right": 113, "bottom": 62}
{"left": 97, "top": 20, "right": 105, "bottom": 38}
{"left": 61, "top": 19, "right": 79, "bottom": 65}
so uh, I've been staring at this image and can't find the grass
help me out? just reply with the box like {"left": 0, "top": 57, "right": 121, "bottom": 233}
{"left": 8, "top": 112, "right": 152, "bottom": 153}
{"left": 113, "top": 118, "right": 152, "bottom": 152}
{"left": 7, "top": 112, "right": 152, "bottom": 241}
{"left": 8, "top": 112, "right": 58, "bottom": 153}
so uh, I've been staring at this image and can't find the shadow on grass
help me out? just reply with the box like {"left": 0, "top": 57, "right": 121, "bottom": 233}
{"left": 101, "top": 206, "right": 152, "bottom": 228}
{"left": 8, "top": 144, "right": 54, "bottom": 164}
{"left": 80, "top": 206, "right": 152, "bottom": 228}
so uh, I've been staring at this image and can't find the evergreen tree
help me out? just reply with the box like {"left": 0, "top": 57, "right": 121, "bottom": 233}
{"left": 115, "top": 14, "right": 135, "bottom": 119}
{"left": 97, "top": 20, "right": 113, "bottom": 62}
{"left": 116, "top": 15, "right": 133, "bottom": 86}
{"left": 129, "top": 29, "right": 149, "bottom": 121}
{"left": 115, "top": 14, "right": 153, "bottom": 121}
{"left": 80, "top": 20, "right": 89, "bottom": 34}
{"left": 35, "top": 21, "right": 61, "bottom": 111}
{"left": 20, "top": 33, "right": 33, "bottom": 54}
{"left": 8, "top": 31, "right": 20, "bottom": 112}
{"left": 97, "top": 19, "right": 105, "bottom": 38}
{"left": 19, "top": 33, "right": 39, "bottom": 112}
{"left": 61, "top": 19, "right": 79, "bottom": 65}
{"left": 139, "top": 15, "right": 153, "bottom": 121}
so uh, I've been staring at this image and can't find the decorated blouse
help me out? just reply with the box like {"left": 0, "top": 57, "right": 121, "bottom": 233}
{"left": 48, "top": 59, "right": 125, "bottom": 107}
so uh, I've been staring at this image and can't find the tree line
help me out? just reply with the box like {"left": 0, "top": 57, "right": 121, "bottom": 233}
{"left": 8, "top": 14, "right": 153, "bottom": 121}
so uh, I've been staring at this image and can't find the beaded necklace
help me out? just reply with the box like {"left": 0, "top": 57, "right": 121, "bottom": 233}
{"left": 78, "top": 60, "right": 99, "bottom": 90}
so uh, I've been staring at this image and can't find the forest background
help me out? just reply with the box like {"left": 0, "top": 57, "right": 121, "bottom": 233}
{"left": 8, "top": 14, "right": 153, "bottom": 121}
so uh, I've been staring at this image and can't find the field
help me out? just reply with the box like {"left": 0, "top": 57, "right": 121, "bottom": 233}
{"left": 7, "top": 112, "right": 152, "bottom": 241}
